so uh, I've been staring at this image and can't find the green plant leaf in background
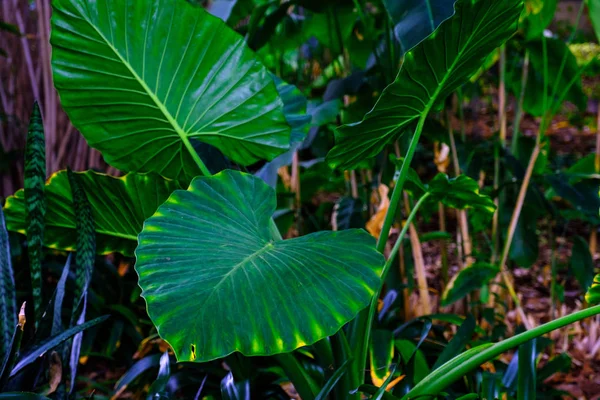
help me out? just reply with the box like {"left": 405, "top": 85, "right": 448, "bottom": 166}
{"left": 51, "top": 0, "right": 291, "bottom": 181}
{"left": 587, "top": 0, "right": 600, "bottom": 42}
{"left": 442, "top": 263, "right": 499, "bottom": 306}
{"left": 0, "top": 208, "right": 16, "bottom": 365}
{"left": 4, "top": 171, "right": 180, "bottom": 256}
{"left": 570, "top": 235, "right": 595, "bottom": 293}
{"left": 382, "top": 0, "right": 458, "bottom": 55}
{"left": 507, "top": 37, "right": 587, "bottom": 117}
{"left": 585, "top": 274, "right": 600, "bottom": 304}
{"left": 521, "top": 0, "right": 557, "bottom": 40}
{"left": 24, "top": 101, "right": 46, "bottom": 324}
{"left": 427, "top": 174, "right": 496, "bottom": 213}
{"left": 326, "top": 0, "right": 523, "bottom": 170}
{"left": 135, "top": 170, "right": 384, "bottom": 362}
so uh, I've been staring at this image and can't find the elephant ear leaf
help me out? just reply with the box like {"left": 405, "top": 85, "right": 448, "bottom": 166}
{"left": 50, "top": 0, "right": 290, "bottom": 181}
{"left": 382, "top": 0, "right": 458, "bottom": 55}
{"left": 135, "top": 170, "right": 384, "bottom": 362}
{"left": 327, "top": 0, "right": 523, "bottom": 170}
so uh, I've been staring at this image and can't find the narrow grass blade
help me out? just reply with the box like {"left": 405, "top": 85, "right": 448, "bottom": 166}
{"left": 315, "top": 357, "right": 353, "bottom": 400}
{"left": 0, "top": 303, "right": 26, "bottom": 389}
{"left": 24, "top": 102, "right": 46, "bottom": 326}
{"left": 517, "top": 339, "right": 537, "bottom": 400}
{"left": 0, "top": 208, "right": 16, "bottom": 363}
{"left": 10, "top": 315, "right": 109, "bottom": 377}
{"left": 52, "top": 254, "right": 71, "bottom": 336}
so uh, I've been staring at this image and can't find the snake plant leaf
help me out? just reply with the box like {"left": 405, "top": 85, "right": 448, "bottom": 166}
{"left": 327, "top": 0, "right": 523, "bottom": 170}
{"left": 136, "top": 170, "right": 384, "bottom": 362}
{"left": 585, "top": 274, "right": 600, "bottom": 304}
{"left": 50, "top": 0, "right": 290, "bottom": 181}
{"left": 382, "top": 0, "right": 458, "bottom": 55}
{"left": 67, "top": 170, "right": 96, "bottom": 304}
{"left": 4, "top": 171, "right": 180, "bottom": 257}
{"left": 24, "top": 101, "right": 46, "bottom": 324}
{"left": 0, "top": 208, "right": 16, "bottom": 364}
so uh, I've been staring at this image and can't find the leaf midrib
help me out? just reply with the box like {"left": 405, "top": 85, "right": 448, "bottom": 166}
{"left": 76, "top": 9, "right": 210, "bottom": 160}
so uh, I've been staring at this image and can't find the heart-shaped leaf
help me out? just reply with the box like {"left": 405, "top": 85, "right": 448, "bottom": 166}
{"left": 327, "top": 0, "right": 522, "bottom": 170}
{"left": 51, "top": 0, "right": 290, "bottom": 181}
{"left": 135, "top": 170, "right": 384, "bottom": 362}
{"left": 4, "top": 171, "right": 180, "bottom": 256}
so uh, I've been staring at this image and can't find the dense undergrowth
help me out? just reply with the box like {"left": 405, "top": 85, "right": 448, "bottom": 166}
{"left": 0, "top": 0, "right": 600, "bottom": 399}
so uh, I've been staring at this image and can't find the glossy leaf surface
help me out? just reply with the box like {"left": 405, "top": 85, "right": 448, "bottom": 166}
{"left": 4, "top": 171, "right": 180, "bottom": 256}
{"left": 327, "top": 0, "right": 522, "bottom": 170}
{"left": 383, "top": 0, "right": 458, "bottom": 55}
{"left": 51, "top": 0, "right": 290, "bottom": 181}
{"left": 136, "top": 170, "right": 384, "bottom": 362}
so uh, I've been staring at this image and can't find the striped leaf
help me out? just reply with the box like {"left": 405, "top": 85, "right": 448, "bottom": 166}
{"left": 24, "top": 101, "right": 46, "bottom": 325}
{"left": 0, "top": 208, "right": 16, "bottom": 364}
{"left": 66, "top": 169, "right": 96, "bottom": 304}
{"left": 4, "top": 171, "right": 180, "bottom": 256}
{"left": 136, "top": 170, "right": 384, "bottom": 362}
{"left": 65, "top": 170, "right": 96, "bottom": 393}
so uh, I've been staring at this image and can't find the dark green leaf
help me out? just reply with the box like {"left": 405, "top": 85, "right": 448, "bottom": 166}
{"left": 427, "top": 174, "right": 496, "bottom": 213}
{"left": 588, "top": 0, "right": 600, "bottom": 42}
{"left": 0, "top": 311, "right": 24, "bottom": 390}
{"left": 114, "top": 354, "right": 162, "bottom": 391}
{"left": 24, "top": 101, "right": 46, "bottom": 324}
{"left": 10, "top": 315, "right": 109, "bottom": 376}
{"left": 517, "top": 339, "right": 537, "bottom": 400}
{"left": 136, "top": 170, "right": 384, "bottom": 362}
{"left": 4, "top": 171, "right": 181, "bottom": 256}
{"left": 0, "top": 21, "right": 20, "bottom": 35}
{"left": 51, "top": 0, "right": 290, "bottom": 181}
{"left": 333, "top": 197, "right": 365, "bottom": 230}
{"left": 441, "top": 263, "right": 499, "bottom": 306}
{"left": 327, "top": 0, "right": 523, "bottom": 170}
{"left": 570, "top": 235, "right": 595, "bottom": 292}
{"left": 314, "top": 357, "right": 353, "bottom": 400}
{"left": 432, "top": 314, "right": 475, "bottom": 370}
{"left": 383, "top": 0, "right": 458, "bottom": 55}
{"left": 369, "top": 330, "right": 394, "bottom": 385}
{"left": 0, "top": 208, "right": 16, "bottom": 363}
{"left": 522, "top": 0, "right": 557, "bottom": 40}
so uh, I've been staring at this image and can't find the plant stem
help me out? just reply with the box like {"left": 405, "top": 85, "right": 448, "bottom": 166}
{"left": 376, "top": 113, "right": 428, "bottom": 253}
{"left": 404, "top": 193, "right": 431, "bottom": 315}
{"left": 182, "top": 137, "right": 211, "bottom": 176}
{"left": 358, "top": 192, "right": 431, "bottom": 380}
{"left": 403, "top": 304, "right": 600, "bottom": 399}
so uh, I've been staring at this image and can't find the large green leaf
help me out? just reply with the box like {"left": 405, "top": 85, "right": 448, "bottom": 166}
{"left": 135, "top": 170, "right": 384, "bottom": 362}
{"left": 382, "top": 0, "right": 458, "bottom": 55}
{"left": 326, "top": 0, "right": 522, "bottom": 170}
{"left": 4, "top": 171, "right": 180, "bottom": 256}
{"left": 522, "top": 0, "right": 557, "bottom": 40}
{"left": 51, "top": 0, "right": 290, "bottom": 181}
{"left": 427, "top": 174, "right": 496, "bottom": 213}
